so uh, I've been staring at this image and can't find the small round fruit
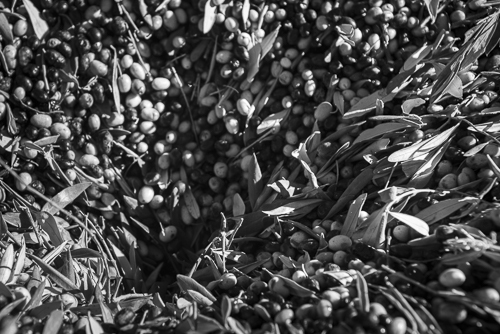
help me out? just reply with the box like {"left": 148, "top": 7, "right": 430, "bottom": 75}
{"left": 393, "top": 225, "right": 411, "bottom": 243}
{"left": 159, "top": 225, "right": 177, "bottom": 243}
{"left": 438, "top": 173, "right": 457, "bottom": 189}
{"left": 218, "top": 273, "right": 237, "bottom": 290}
{"left": 439, "top": 268, "right": 466, "bottom": 288}
{"left": 388, "top": 317, "right": 407, "bottom": 334}
{"left": 61, "top": 293, "right": 78, "bottom": 310}
{"left": 138, "top": 186, "right": 154, "bottom": 204}
{"left": 15, "top": 172, "right": 32, "bottom": 192}
{"left": 328, "top": 235, "right": 352, "bottom": 251}
{"left": 472, "top": 287, "right": 500, "bottom": 303}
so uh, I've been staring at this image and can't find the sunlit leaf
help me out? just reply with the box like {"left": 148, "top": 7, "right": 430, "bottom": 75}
{"left": 203, "top": 1, "right": 217, "bottom": 34}
{"left": 389, "top": 212, "right": 429, "bottom": 236}
{"left": 23, "top": 0, "right": 49, "bottom": 39}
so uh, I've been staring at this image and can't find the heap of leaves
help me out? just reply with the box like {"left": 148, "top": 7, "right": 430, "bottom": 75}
{"left": 1, "top": 0, "right": 500, "bottom": 334}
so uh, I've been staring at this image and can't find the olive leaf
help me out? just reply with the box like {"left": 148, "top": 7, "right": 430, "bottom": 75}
{"left": 34, "top": 135, "right": 60, "bottom": 147}
{"left": 333, "top": 91, "right": 345, "bottom": 115}
{"left": 184, "top": 187, "right": 200, "bottom": 219}
{"left": 248, "top": 153, "right": 263, "bottom": 211}
{"left": 112, "top": 50, "right": 120, "bottom": 112}
{"left": 270, "top": 272, "right": 315, "bottom": 297}
{"left": 187, "top": 289, "right": 214, "bottom": 306}
{"left": 423, "top": 0, "right": 439, "bottom": 23}
{"left": 109, "top": 242, "right": 133, "bottom": 281}
{"left": 0, "top": 13, "right": 13, "bottom": 44}
{"left": 203, "top": 1, "right": 217, "bottom": 34}
{"left": 221, "top": 295, "right": 232, "bottom": 327}
{"left": 246, "top": 44, "right": 262, "bottom": 83}
{"left": 42, "top": 182, "right": 92, "bottom": 215}
{"left": 23, "top": 0, "right": 49, "bottom": 40}
{"left": 260, "top": 24, "right": 280, "bottom": 60}
{"left": 39, "top": 213, "right": 65, "bottom": 247}
{"left": 233, "top": 193, "right": 246, "bottom": 217}
{"left": 403, "top": 44, "right": 432, "bottom": 71}
{"left": 30, "top": 255, "right": 80, "bottom": 291}
{"left": 5, "top": 103, "right": 17, "bottom": 136}
{"left": 257, "top": 108, "right": 290, "bottom": 135}
{"left": 341, "top": 193, "right": 367, "bottom": 237}
{"left": 388, "top": 123, "right": 459, "bottom": 163}
{"left": 362, "top": 205, "right": 389, "bottom": 248}
{"left": 325, "top": 168, "right": 374, "bottom": 219}
{"left": 177, "top": 274, "right": 217, "bottom": 302}
{"left": 242, "top": 0, "right": 250, "bottom": 27}
{"left": 353, "top": 123, "right": 411, "bottom": 145}
{"left": 70, "top": 248, "right": 103, "bottom": 259}
{"left": 42, "top": 310, "right": 64, "bottom": 334}
{"left": 356, "top": 271, "right": 370, "bottom": 313}
{"left": 402, "top": 98, "right": 425, "bottom": 114}
{"left": 415, "top": 198, "right": 475, "bottom": 225}
{"left": 469, "top": 121, "right": 500, "bottom": 133}
{"left": 262, "top": 199, "right": 323, "bottom": 216}
{"left": 344, "top": 84, "right": 408, "bottom": 119}
{"left": 388, "top": 212, "right": 429, "bottom": 236}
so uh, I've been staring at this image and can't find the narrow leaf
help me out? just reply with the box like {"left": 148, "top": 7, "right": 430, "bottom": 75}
{"left": 256, "top": 108, "right": 290, "bottom": 135}
{"left": 325, "top": 168, "right": 374, "bottom": 219}
{"left": 112, "top": 52, "right": 120, "bottom": 112}
{"left": 423, "top": 0, "right": 439, "bottom": 23}
{"left": 183, "top": 187, "right": 200, "bottom": 219}
{"left": 333, "top": 91, "right": 345, "bottom": 115}
{"left": 248, "top": 154, "right": 263, "bottom": 210}
{"left": 362, "top": 205, "right": 389, "bottom": 248}
{"left": 271, "top": 272, "right": 315, "bottom": 297}
{"left": 203, "top": 1, "right": 217, "bottom": 34}
{"left": 260, "top": 25, "right": 280, "bottom": 60}
{"left": 42, "top": 182, "right": 92, "bottom": 215}
{"left": 262, "top": 199, "right": 323, "bottom": 216}
{"left": 353, "top": 123, "right": 410, "bottom": 145}
{"left": 88, "top": 314, "right": 105, "bottom": 334}
{"left": 40, "top": 213, "right": 64, "bottom": 247}
{"left": 42, "top": 310, "right": 64, "bottom": 334}
{"left": 109, "top": 242, "right": 133, "bottom": 280}
{"left": 23, "top": 0, "right": 49, "bottom": 39}
{"left": 177, "top": 274, "right": 216, "bottom": 302}
{"left": 404, "top": 44, "right": 431, "bottom": 71}
{"left": 356, "top": 271, "right": 370, "bottom": 313}
{"left": 8, "top": 239, "right": 25, "bottom": 284}
{"left": 222, "top": 295, "right": 232, "bottom": 326}
{"left": 25, "top": 279, "right": 46, "bottom": 310}
{"left": 389, "top": 212, "right": 429, "bottom": 236}
{"left": 233, "top": 193, "right": 246, "bottom": 217}
{"left": 402, "top": 98, "right": 425, "bottom": 114}
{"left": 341, "top": 193, "right": 367, "bottom": 237}
{"left": 71, "top": 248, "right": 103, "bottom": 259}
{"left": 415, "top": 198, "right": 474, "bottom": 225}
{"left": 388, "top": 124, "right": 459, "bottom": 162}
{"left": 242, "top": 0, "right": 250, "bottom": 26}
{"left": 0, "top": 13, "right": 13, "bottom": 44}
{"left": 30, "top": 255, "right": 79, "bottom": 291}
{"left": 34, "top": 135, "right": 60, "bottom": 147}
{"left": 246, "top": 44, "right": 262, "bottom": 83}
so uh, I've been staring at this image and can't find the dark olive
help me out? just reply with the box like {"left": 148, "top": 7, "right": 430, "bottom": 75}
{"left": 54, "top": 1, "right": 69, "bottom": 14}
{"left": 57, "top": 42, "right": 73, "bottom": 58}
{"left": 45, "top": 49, "right": 66, "bottom": 69}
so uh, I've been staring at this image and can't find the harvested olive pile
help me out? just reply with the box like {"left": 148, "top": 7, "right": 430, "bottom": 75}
{"left": 0, "top": 0, "right": 499, "bottom": 333}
